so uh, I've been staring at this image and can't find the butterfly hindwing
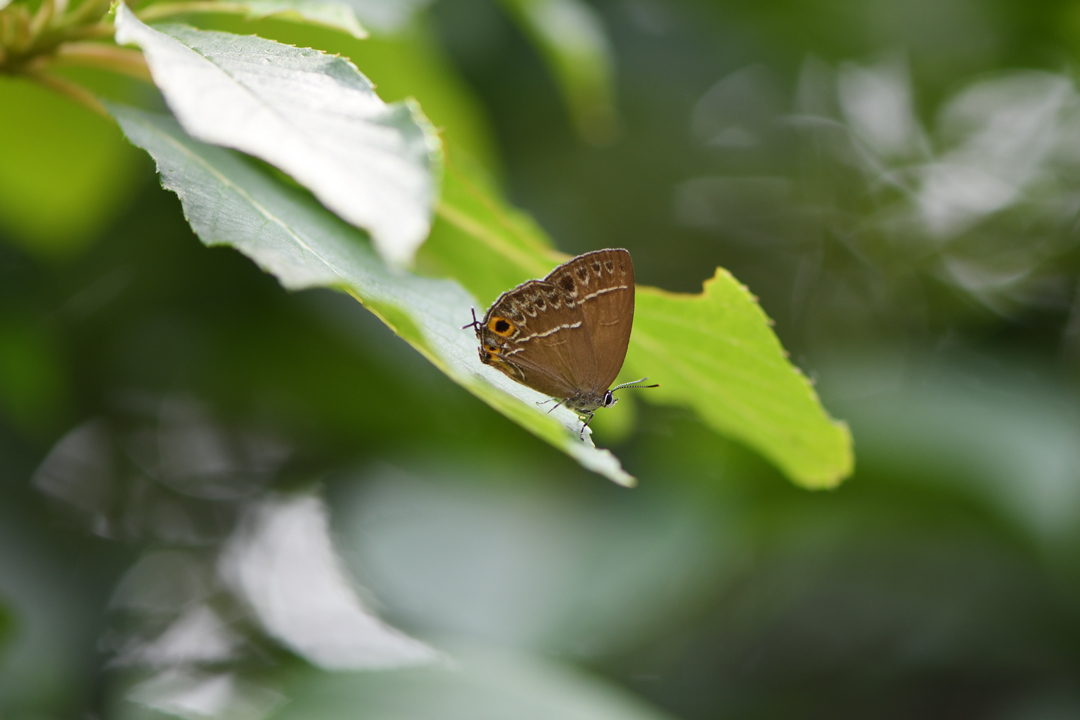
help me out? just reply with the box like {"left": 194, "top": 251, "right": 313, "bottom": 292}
{"left": 477, "top": 279, "right": 594, "bottom": 399}
{"left": 542, "top": 249, "right": 634, "bottom": 392}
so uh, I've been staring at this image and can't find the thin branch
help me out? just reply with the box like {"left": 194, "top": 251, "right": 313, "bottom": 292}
{"left": 49, "top": 41, "right": 151, "bottom": 80}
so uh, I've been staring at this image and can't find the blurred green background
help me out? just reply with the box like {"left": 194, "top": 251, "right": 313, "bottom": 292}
{"left": 3, "top": 0, "right": 1080, "bottom": 717}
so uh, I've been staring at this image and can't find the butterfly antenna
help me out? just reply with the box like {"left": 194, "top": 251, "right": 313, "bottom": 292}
{"left": 611, "top": 377, "right": 660, "bottom": 393}
{"left": 462, "top": 308, "right": 482, "bottom": 331}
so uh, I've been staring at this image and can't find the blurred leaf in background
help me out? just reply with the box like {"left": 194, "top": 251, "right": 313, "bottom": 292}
{"left": 0, "top": 77, "right": 143, "bottom": 260}
{"left": 496, "top": 0, "right": 621, "bottom": 144}
{"left": 0, "top": 316, "right": 71, "bottom": 438}
{"left": 0, "top": 599, "right": 11, "bottom": 656}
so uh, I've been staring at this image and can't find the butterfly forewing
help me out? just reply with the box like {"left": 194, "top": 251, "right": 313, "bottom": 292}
{"left": 543, "top": 249, "right": 635, "bottom": 392}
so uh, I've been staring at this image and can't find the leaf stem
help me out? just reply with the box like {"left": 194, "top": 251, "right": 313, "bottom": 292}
{"left": 48, "top": 41, "right": 151, "bottom": 80}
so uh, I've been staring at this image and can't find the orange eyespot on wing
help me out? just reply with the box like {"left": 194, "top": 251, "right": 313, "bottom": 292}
{"left": 487, "top": 317, "right": 515, "bottom": 336}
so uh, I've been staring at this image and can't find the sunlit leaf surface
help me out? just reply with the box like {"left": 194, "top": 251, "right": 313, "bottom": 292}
{"left": 629, "top": 276, "right": 853, "bottom": 489}
{"left": 110, "top": 106, "right": 635, "bottom": 486}
{"left": 114, "top": 4, "right": 440, "bottom": 267}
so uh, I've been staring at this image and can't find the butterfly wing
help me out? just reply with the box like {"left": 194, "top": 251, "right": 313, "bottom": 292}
{"left": 477, "top": 279, "right": 597, "bottom": 400}
{"left": 542, "top": 249, "right": 634, "bottom": 393}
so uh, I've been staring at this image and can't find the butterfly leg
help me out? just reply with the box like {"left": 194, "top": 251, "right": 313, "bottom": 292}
{"left": 578, "top": 410, "right": 595, "bottom": 440}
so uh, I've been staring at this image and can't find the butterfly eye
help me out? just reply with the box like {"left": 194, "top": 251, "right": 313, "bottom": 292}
{"left": 488, "top": 317, "right": 515, "bottom": 336}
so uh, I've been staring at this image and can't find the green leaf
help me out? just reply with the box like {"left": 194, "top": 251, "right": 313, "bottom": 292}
{"left": 235, "top": 0, "right": 369, "bottom": 37}
{"left": 109, "top": 105, "right": 636, "bottom": 486}
{"left": 496, "top": 0, "right": 620, "bottom": 144}
{"left": 114, "top": 4, "right": 441, "bottom": 267}
{"left": 627, "top": 275, "right": 854, "bottom": 489}
{"left": 275, "top": 643, "right": 677, "bottom": 720}
{"left": 137, "top": 0, "right": 370, "bottom": 37}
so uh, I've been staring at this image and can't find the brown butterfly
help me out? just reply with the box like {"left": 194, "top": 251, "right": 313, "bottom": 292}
{"left": 465, "top": 248, "right": 657, "bottom": 438}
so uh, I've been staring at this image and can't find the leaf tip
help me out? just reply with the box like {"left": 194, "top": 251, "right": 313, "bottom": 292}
{"left": 803, "top": 418, "right": 855, "bottom": 489}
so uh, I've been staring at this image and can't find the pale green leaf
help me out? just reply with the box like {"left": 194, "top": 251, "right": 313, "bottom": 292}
{"left": 114, "top": 4, "right": 440, "bottom": 267}
{"left": 626, "top": 276, "right": 854, "bottom": 489}
{"left": 109, "top": 105, "right": 635, "bottom": 486}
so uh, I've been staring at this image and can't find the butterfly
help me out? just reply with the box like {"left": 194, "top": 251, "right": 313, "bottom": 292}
{"left": 465, "top": 248, "right": 657, "bottom": 438}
